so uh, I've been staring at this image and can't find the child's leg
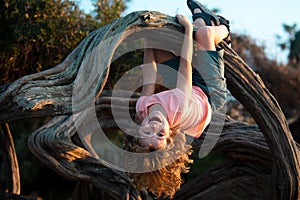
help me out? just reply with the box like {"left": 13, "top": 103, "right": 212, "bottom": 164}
{"left": 152, "top": 49, "right": 178, "bottom": 89}
{"left": 191, "top": 8, "right": 228, "bottom": 112}
{"left": 192, "top": 50, "right": 227, "bottom": 112}
{"left": 193, "top": 8, "right": 229, "bottom": 50}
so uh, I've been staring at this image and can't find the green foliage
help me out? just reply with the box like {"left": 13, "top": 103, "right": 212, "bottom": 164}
{"left": 278, "top": 23, "right": 300, "bottom": 68}
{"left": 107, "top": 41, "right": 144, "bottom": 89}
{"left": 0, "top": 0, "right": 96, "bottom": 84}
{"left": 289, "top": 30, "right": 300, "bottom": 67}
{"left": 92, "top": 0, "right": 130, "bottom": 26}
{"left": 0, "top": 0, "right": 132, "bottom": 85}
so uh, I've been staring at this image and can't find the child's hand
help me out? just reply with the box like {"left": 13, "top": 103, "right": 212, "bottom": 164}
{"left": 176, "top": 14, "right": 193, "bottom": 30}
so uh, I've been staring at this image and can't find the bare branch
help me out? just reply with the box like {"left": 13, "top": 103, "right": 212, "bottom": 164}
{"left": 0, "top": 123, "right": 20, "bottom": 195}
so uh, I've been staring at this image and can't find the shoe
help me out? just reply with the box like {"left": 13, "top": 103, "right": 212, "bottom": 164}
{"left": 217, "top": 15, "right": 231, "bottom": 46}
{"left": 186, "top": 0, "right": 220, "bottom": 26}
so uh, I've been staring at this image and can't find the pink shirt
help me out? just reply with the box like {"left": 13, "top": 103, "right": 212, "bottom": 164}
{"left": 136, "top": 86, "right": 212, "bottom": 138}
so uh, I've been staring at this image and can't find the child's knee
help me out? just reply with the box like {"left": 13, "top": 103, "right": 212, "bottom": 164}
{"left": 195, "top": 26, "right": 215, "bottom": 43}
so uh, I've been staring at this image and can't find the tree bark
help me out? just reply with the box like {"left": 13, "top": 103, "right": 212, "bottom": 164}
{"left": 0, "top": 11, "right": 299, "bottom": 199}
{"left": 0, "top": 123, "right": 20, "bottom": 195}
{"left": 173, "top": 117, "right": 273, "bottom": 200}
{"left": 221, "top": 43, "right": 300, "bottom": 199}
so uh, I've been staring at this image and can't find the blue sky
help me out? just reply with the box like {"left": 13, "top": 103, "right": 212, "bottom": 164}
{"left": 80, "top": 0, "right": 300, "bottom": 63}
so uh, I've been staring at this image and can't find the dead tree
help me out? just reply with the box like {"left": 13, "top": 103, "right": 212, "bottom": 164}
{"left": 0, "top": 11, "right": 299, "bottom": 199}
{"left": 0, "top": 123, "right": 20, "bottom": 195}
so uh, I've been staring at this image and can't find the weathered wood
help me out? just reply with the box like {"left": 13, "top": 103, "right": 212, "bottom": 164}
{"left": 0, "top": 10, "right": 299, "bottom": 199}
{"left": 221, "top": 43, "right": 300, "bottom": 199}
{"left": 173, "top": 118, "right": 272, "bottom": 200}
{"left": 0, "top": 123, "right": 20, "bottom": 195}
{"left": 27, "top": 115, "right": 141, "bottom": 200}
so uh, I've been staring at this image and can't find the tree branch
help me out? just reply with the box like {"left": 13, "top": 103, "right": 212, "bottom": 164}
{"left": 0, "top": 123, "right": 20, "bottom": 195}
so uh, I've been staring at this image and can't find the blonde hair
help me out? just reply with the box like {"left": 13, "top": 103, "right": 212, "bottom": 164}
{"left": 123, "top": 131, "right": 193, "bottom": 199}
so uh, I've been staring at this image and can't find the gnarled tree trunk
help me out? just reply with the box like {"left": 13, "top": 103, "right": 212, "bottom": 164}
{"left": 0, "top": 11, "right": 299, "bottom": 199}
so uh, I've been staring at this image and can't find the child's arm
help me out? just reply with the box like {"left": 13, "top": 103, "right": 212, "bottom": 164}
{"left": 176, "top": 14, "right": 193, "bottom": 98}
{"left": 141, "top": 40, "right": 157, "bottom": 96}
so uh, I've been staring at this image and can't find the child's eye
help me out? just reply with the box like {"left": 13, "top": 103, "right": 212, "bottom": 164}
{"left": 158, "top": 133, "right": 164, "bottom": 137}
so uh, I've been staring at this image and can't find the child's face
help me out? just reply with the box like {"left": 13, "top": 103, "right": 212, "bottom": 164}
{"left": 139, "top": 110, "right": 171, "bottom": 150}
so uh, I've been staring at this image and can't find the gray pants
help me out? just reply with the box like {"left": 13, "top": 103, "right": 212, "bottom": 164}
{"left": 157, "top": 50, "right": 227, "bottom": 112}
